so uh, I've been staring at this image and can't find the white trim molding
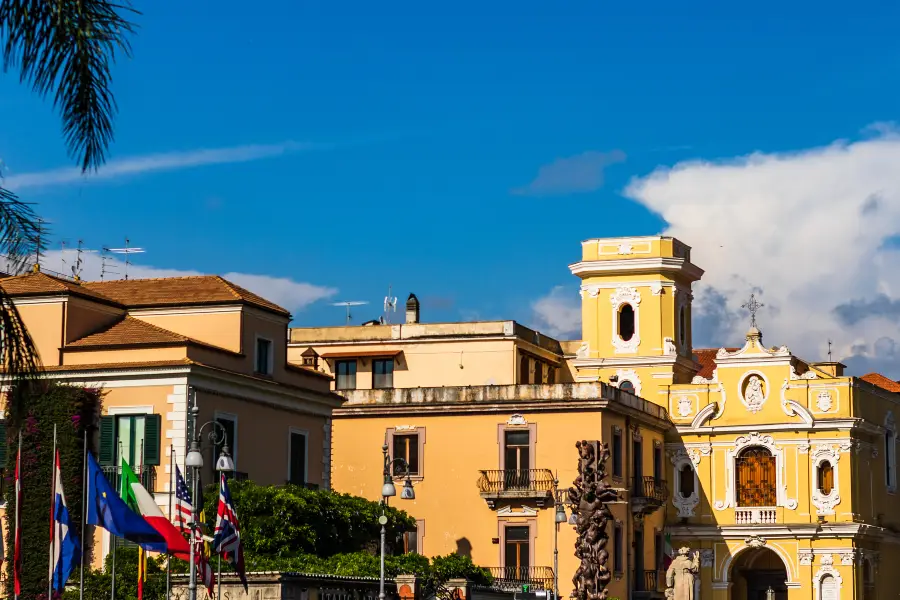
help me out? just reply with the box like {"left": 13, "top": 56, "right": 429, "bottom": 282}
{"left": 811, "top": 444, "right": 841, "bottom": 515}
{"left": 615, "top": 369, "right": 642, "bottom": 396}
{"left": 714, "top": 431, "right": 797, "bottom": 511}
{"left": 738, "top": 370, "right": 770, "bottom": 414}
{"left": 610, "top": 286, "right": 641, "bottom": 354}
{"left": 670, "top": 450, "right": 700, "bottom": 517}
{"left": 813, "top": 555, "right": 842, "bottom": 600}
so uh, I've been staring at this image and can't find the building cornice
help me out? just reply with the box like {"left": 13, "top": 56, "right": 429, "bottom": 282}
{"left": 666, "top": 522, "right": 893, "bottom": 542}
{"left": 568, "top": 257, "right": 704, "bottom": 280}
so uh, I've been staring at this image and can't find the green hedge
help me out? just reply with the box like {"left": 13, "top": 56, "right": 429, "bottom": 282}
{"left": 4, "top": 382, "right": 102, "bottom": 600}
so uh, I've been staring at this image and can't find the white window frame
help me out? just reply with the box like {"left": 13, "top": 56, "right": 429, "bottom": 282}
{"left": 886, "top": 412, "right": 897, "bottom": 494}
{"left": 610, "top": 286, "right": 641, "bottom": 354}
{"left": 671, "top": 454, "right": 699, "bottom": 517}
{"left": 254, "top": 334, "right": 274, "bottom": 375}
{"left": 287, "top": 427, "right": 309, "bottom": 485}
{"left": 811, "top": 445, "right": 841, "bottom": 515}
{"left": 814, "top": 567, "right": 842, "bottom": 600}
{"left": 213, "top": 411, "right": 239, "bottom": 470}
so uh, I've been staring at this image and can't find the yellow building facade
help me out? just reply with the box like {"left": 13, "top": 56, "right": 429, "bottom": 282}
{"left": 292, "top": 235, "right": 900, "bottom": 600}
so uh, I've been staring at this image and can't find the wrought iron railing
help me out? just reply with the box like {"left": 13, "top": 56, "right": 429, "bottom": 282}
{"left": 633, "top": 570, "right": 660, "bottom": 592}
{"left": 102, "top": 465, "right": 157, "bottom": 494}
{"left": 488, "top": 567, "right": 554, "bottom": 591}
{"left": 477, "top": 469, "right": 555, "bottom": 493}
{"left": 631, "top": 476, "right": 667, "bottom": 503}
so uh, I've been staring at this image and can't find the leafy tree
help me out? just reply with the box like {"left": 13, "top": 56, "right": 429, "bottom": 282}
{"left": 65, "top": 547, "right": 167, "bottom": 600}
{"left": 0, "top": 0, "right": 139, "bottom": 390}
{"left": 5, "top": 383, "right": 103, "bottom": 600}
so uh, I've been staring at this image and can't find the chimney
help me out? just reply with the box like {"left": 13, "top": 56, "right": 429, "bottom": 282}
{"left": 406, "top": 293, "right": 420, "bottom": 324}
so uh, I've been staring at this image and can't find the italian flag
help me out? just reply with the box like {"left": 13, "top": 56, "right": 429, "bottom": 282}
{"left": 121, "top": 459, "right": 191, "bottom": 561}
{"left": 663, "top": 532, "right": 674, "bottom": 569}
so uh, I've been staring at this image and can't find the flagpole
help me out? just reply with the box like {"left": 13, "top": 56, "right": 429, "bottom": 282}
{"left": 111, "top": 442, "right": 120, "bottom": 600}
{"left": 49, "top": 424, "right": 57, "bottom": 600}
{"left": 166, "top": 445, "right": 174, "bottom": 600}
{"left": 14, "top": 430, "right": 21, "bottom": 600}
{"left": 79, "top": 429, "right": 88, "bottom": 600}
{"left": 138, "top": 441, "right": 145, "bottom": 600}
{"left": 216, "top": 554, "right": 221, "bottom": 600}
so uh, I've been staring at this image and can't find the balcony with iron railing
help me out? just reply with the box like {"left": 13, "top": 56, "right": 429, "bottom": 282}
{"left": 633, "top": 570, "right": 664, "bottom": 598}
{"left": 477, "top": 469, "right": 555, "bottom": 509}
{"left": 631, "top": 477, "right": 667, "bottom": 515}
{"left": 102, "top": 465, "right": 157, "bottom": 494}
{"left": 488, "top": 567, "right": 554, "bottom": 592}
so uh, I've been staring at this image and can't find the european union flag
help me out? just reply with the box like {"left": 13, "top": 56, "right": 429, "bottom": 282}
{"left": 86, "top": 453, "right": 167, "bottom": 553}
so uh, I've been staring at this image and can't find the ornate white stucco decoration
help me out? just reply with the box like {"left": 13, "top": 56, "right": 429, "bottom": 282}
{"left": 690, "top": 403, "right": 718, "bottom": 429}
{"left": 816, "top": 391, "right": 834, "bottom": 412}
{"left": 650, "top": 282, "right": 664, "bottom": 295}
{"left": 716, "top": 329, "right": 791, "bottom": 361}
{"left": 799, "top": 551, "right": 814, "bottom": 566}
{"left": 497, "top": 505, "right": 538, "bottom": 517}
{"left": 616, "top": 369, "right": 642, "bottom": 396}
{"left": 507, "top": 414, "right": 527, "bottom": 426}
{"left": 813, "top": 562, "right": 842, "bottom": 600}
{"left": 790, "top": 364, "right": 818, "bottom": 380}
{"left": 692, "top": 370, "right": 718, "bottom": 384}
{"left": 664, "top": 337, "right": 677, "bottom": 355}
{"left": 610, "top": 286, "right": 641, "bottom": 354}
{"left": 676, "top": 395, "right": 694, "bottom": 418}
{"left": 699, "top": 550, "right": 714, "bottom": 568}
{"left": 820, "top": 554, "right": 834, "bottom": 567}
{"left": 715, "top": 432, "right": 796, "bottom": 510}
{"left": 670, "top": 449, "right": 700, "bottom": 517}
{"left": 780, "top": 379, "right": 815, "bottom": 425}
{"left": 618, "top": 242, "right": 633, "bottom": 255}
{"left": 839, "top": 551, "right": 856, "bottom": 566}
{"left": 394, "top": 425, "right": 418, "bottom": 432}
{"left": 811, "top": 445, "right": 841, "bottom": 515}
{"left": 576, "top": 341, "right": 590, "bottom": 358}
{"left": 739, "top": 371, "right": 770, "bottom": 414}
{"left": 745, "top": 535, "right": 766, "bottom": 548}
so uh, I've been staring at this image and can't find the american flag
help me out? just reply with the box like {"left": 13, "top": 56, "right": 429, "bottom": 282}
{"left": 174, "top": 466, "right": 193, "bottom": 533}
{"left": 213, "top": 473, "right": 247, "bottom": 591}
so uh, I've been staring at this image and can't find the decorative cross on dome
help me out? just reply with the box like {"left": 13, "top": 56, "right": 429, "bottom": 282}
{"left": 741, "top": 293, "right": 764, "bottom": 329}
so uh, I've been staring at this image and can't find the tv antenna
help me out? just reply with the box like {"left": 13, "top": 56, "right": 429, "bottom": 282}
{"left": 103, "top": 237, "right": 145, "bottom": 280}
{"left": 332, "top": 301, "right": 368, "bottom": 325}
{"left": 827, "top": 339, "right": 833, "bottom": 362}
{"left": 34, "top": 218, "right": 50, "bottom": 272}
{"left": 383, "top": 285, "right": 398, "bottom": 324}
{"left": 60, "top": 239, "right": 96, "bottom": 280}
{"left": 99, "top": 248, "right": 119, "bottom": 281}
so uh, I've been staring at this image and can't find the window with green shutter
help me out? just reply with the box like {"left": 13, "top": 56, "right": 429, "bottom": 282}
{"left": 98, "top": 413, "right": 162, "bottom": 492}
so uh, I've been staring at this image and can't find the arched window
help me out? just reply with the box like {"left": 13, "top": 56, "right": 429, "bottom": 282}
{"left": 736, "top": 446, "right": 776, "bottom": 507}
{"left": 679, "top": 306, "right": 686, "bottom": 346}
{"left": 678, "top": 464, "right": 695, "bottom": 498}
{"left": 817, "top": 461, "right": 834, "bottom": 495}
{"left": 618, "top": 304, "right": 635, "bottom": 341}
{"left": 820, "top": 574, "right": 838, "bottom": 600}
{"left": 619, "top": 380, "right": 635, "bottom": 394}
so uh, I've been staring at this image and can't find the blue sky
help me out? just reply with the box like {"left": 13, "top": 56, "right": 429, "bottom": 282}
{"left": 3, "top": 0, "right": 900, "bottom": 373}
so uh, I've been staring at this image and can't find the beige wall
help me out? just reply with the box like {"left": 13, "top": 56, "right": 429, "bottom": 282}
{"left": 17, "top": 301, "right": 65, "bottom": 366}
{"left": 133, "top": 309, "right": 243, "bottom": 352}
{"left": 65, "top": 297, "right": 124, "bottom": 344}
{"left": 63, "top": 346, "right": 189, "bottom": 365}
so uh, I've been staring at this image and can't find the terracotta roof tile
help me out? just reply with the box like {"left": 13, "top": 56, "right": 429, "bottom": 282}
{"left": 45, "top": 359, "right": 194, "bottom": 371}
{"left": 860, "top": 373, "right": 900, "bottom": 393}
{"left": 68, "top": 317, "right": 189, "bottom": 348}
{"left": 692, "top": 347, "right": 740, "bottom": 379}
{"left": 82, "top": 275, "right": 289, "bottom": 316}
{"left": 0, "top": 271, "right": 120, "bottom": 304}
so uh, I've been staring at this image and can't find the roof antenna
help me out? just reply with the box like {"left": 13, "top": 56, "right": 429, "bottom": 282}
{"left": 105, "top": 237, "right": 145, "bottom": 280}
{"left": 331, "top": 300, "right": 369, "bottom": 325}
{"left": 61, "top": 239, "right": 96, "bottom": 281}
{"left": 100, "top": 248, "right": 118, "bottom": 281}
{"left": 383, "top": 285, "right": 398, "bottom": 324}
{"left": 33, "top": 218, "right": 48, "bottom": 272}
{"left": 827, "top": 339, "right": 833, "bottom": 362}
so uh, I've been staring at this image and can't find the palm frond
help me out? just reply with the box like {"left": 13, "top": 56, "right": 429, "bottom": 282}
{"left": 0, "top": 0, "right": 137, "bottom": 171}
{"left": 0, "top": 185, "right": 42, "bottom": 385}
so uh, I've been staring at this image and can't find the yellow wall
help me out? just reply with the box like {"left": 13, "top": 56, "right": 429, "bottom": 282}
{"left": 17, "top": 301, "right": 65, "bottom": 366}
{"left": 133, "top": 309, "right": 243, "bottom": 352}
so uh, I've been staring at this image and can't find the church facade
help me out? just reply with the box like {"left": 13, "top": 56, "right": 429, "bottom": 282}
{"left": 290, "top": 235, "right": 900, "bottom": 600}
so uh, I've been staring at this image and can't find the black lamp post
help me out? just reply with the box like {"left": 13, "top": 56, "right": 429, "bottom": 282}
{"left": 379, "top": 443, "right": 416, "bottom": 600}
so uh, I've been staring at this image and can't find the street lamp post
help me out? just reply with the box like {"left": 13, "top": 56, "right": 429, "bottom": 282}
{"left": 379, "top": 443, "right": 416, "bottom": 600}
{"left": 553, "top": 480, "right": 569, "bottom": 600}
{"left": 185, "top": 401, "right": 236, "bottom": 600}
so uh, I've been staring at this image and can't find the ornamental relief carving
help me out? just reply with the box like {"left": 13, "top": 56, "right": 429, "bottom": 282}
{"left": 739, "top": 372, "right": 769, "bottom": 414}
{"left": 610, "top": 286, "right": 641, "bottom": 354}
{"left": 816, "top": 391, "right": 833, "bottom": 412}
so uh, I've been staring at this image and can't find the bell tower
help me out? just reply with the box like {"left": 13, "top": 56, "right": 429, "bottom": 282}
{"left": 568, "top": 236, "right": 704, "bottom": 404}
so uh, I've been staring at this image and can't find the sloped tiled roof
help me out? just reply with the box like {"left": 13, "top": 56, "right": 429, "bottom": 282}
{"left": 67, "top": 317, "right": 189, "bottom": 348}
{"left": 0, "top": 271, "right": 120, "bottom": 305}
{"left": 82, "top": 275, "right": 289, "bottom": 316}
{"left": 692, "top": 347, "right": 739, "bottom": 379}
{"left": 860, "top": 372, "right": 900, "bottom": 393}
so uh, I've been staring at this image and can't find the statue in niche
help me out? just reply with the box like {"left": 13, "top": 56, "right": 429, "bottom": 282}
{"left": 744, "top": 375, "right": 766, "bottom": 412}
{"left": 665, "top": 547, "right": 699, "bottom": 600}
{"left": 568, "top": 440, "right": 618, "bottom": 600}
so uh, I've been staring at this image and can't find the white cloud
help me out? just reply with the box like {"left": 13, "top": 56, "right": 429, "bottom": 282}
{"left": 39, "top": 250, "right": 336, "bottom": 314}
{"left": 512, "top": 150, "right": 626, "bottom": 196}
{"left": 620, "top": 129, "right": 900, "bottom": 377}
{"left": 531, "top": 286, "right": 581, "bottom": 338}
{"left": 4, "top": 141, "right": 315, "bottom": 190}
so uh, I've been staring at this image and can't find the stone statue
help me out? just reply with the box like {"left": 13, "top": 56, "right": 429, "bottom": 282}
{"left": 745, "top": 376, "right": 765, "bottom": 408}
{"left": 665, "top": 547, "right": 699, "bottom": 600}
{"left": 568, "top": 441, "right": 618, "bottom": 600}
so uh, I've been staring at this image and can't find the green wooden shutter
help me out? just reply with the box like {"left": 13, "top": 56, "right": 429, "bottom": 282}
{"left": 99, "top": 416, "right": 116, "bottom": 465}
{"left": 143, "top": 414, "right": 162, "bottom": 466}
{"left": 0, "top": 420, "right": 7, "bottom": 469}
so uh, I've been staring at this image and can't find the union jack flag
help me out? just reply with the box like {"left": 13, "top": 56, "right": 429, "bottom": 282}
{"left": 213, "top": 473, "right": 247, "bottom": 591}
{"left": 173, "top": 466, "right": 193, "bottom": 533}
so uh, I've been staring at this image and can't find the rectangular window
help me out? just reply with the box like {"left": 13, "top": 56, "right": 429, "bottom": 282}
{"left": 504, "top": 525, "right": 530, "bottom": 578}
{"left": 373, "top": 359, "right": 394, "bottom": 389}
{"left": 654, "top": 531, "right": 664, "bottom": 570}
{"left": 289, "top": 430, "right": 307, "bottom": 485}
{"left": 548, "top": 366, "right": 556, "bottom": 384}
{"left": 403, "top": 522, "right": 421, "bottom": 554}
{"left": 886, "top": 431, "right": 895, "bottom": 489}
{"left": 255, "top": 338, "right": 272, "bottom": 375}
{"left": 215, "top": 414, "right": 237, "bottom": 472}
{"left": 335, "top": 360, "right": 357, "bottom": 390}
{"left": 613, "top": 524, "right": 623, "bottom": 574}
{"left": 519, "top": 355, "right": 529, "bottom": 384}
{"left": 612, "top": 429, "right": 623, "bottom": 478}
{"left": 534, "top": 362, "right": 543, "bottom": 384}
{"left": 392, "top": 433, "right": 420, "bottom": 476}
{"left": 503, "top": 430, "right": 531, "bottom": 489}
{"left": 633, "top": 439, "right": 644, "bottom": 485}
{"left": 653, "top": 445, "right": 662, "bottom": 482}
{"left": 98, "top": 413, "right": 162, "bottom": 494}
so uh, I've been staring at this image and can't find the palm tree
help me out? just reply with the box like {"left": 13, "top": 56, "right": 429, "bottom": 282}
{"left": 0, "top": 0, "right": 137, "bottom": 382}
